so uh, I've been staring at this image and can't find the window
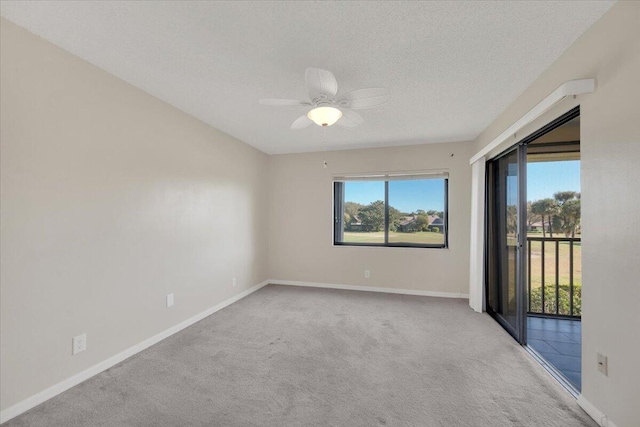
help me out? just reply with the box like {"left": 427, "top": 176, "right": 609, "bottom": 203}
{"left": 333, "top": 173, "right": 448, "bottom": 248}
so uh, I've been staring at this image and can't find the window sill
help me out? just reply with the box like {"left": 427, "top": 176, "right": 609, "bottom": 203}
{"left": 333, "top": 242, "right": 448, "bottom": 250}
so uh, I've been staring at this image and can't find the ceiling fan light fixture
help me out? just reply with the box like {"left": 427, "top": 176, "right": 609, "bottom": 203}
{"left": 307, "top": 106, "right": 342, "bottom": 127}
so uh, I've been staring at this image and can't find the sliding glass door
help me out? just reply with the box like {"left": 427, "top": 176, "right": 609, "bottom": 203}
{"left": 486, "top": 145, "right": 527, "bottom": 343}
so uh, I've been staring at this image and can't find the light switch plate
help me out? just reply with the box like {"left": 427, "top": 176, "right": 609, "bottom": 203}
{"left": 166, "top": 293, "right": 174, "bottom": 307}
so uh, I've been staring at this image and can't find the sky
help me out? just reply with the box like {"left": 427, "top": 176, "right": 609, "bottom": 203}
{"left": 345, "top": 179, "right": 445, "bottom": 213}
{"left": 343, "top": 160, "right": 580, "bottom": 214}
{"left": 527, "top": 160, "right": 580, "bottom": 202}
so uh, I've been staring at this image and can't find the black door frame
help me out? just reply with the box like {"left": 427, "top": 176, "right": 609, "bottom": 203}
{"left": 485, "top": 144, "right": 527, "bottom": 344}
{"left": 485, "top": 106, "right": 580, "bottom": 345}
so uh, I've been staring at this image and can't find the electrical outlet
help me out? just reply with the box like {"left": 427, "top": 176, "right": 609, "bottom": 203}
{"left": 72, "top": 333, "right": 86, "bottom": 355}
{"left": 597, "top": 353, "right": 608, "bottom": 376}
{"left": 364, "top": 270, "right": 370, "bottom": 279}
{"left": 233, "top": 278, "right": 237, "bottom": 288}
{"left": 166, "top": 293, "right": 174, "bottom": 308}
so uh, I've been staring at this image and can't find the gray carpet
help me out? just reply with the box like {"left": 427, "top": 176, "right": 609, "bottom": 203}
{"left": 5, "top": 285, "right": 595, "bottom": 427}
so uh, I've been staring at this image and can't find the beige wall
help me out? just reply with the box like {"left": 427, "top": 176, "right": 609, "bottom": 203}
{"left": 268, "top": 141, "right": 474, "bottom": 294}
{"left": 474, "top": 3, "right": 640, "bottom": 426}
{"left": 3, "top": 2, "right": 639, "bottom": 424}
{"left": 0, "top": 19, "right": 269, "bottom": 410}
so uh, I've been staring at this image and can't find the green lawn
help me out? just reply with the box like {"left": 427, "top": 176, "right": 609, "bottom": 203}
{"left": 343, "top": 231, "right": 444, "bottom": 245}
{"left": 528, "top": 239, "right": 581, "bottom": 288}
{"left": 527, "top": 235, "right": 581, "bottom": 315}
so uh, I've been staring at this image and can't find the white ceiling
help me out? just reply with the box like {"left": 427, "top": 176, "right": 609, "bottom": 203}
{"left": 0, "top": 1, "right": 614, "bottom": 154}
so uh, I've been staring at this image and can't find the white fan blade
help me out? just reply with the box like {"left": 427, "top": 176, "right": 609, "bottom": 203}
{"left": 259, "top": 98, "right": 310, "bottom": 106}
{"left": 337, "top": 88, "right": 389, "bottom": 109}
{"left": 305, "top": 68, "right": 338, "bottom": 102}
{"left": 291, "top": 115, "right": 313, "bottom": 129}
{"left": 337, "top": 109, "right": 364, "bottom": 129}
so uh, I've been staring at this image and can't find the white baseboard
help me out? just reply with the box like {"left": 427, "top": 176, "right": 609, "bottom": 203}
{"left": 0, "top": 279, "right": 465, "bottom": 423}
{"left": 269, "top": 279, "right": 469, "bottom": 299}
{"left": 577, "top": 395, "right": 618, "bottom": 427}
{"left": 5, "top": 279, "right": 611, "bottom": 427}
{"left": 0, "top": 280, "right": 269, "bottom": 425}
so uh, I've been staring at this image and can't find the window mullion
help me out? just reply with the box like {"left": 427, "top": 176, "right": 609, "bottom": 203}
{"left": 444, "top": 179, "right": 449, "bottom": 248}
{"left": 334, "top": 182, "right": 344, "bottom": 244}
{"left": 384, "top": 181, "right": 389, "bottom": 245}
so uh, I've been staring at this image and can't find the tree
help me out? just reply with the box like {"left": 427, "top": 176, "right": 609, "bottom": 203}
{"left": 554, "top": 191, "right": 578, "bottom": 205}
{"left": 414, "top": 213, "right": 431, "bottom": 232}
{"left": 531, "top": 198, "right": 558, "bottom": 237}
{"left": 388, "top": 206, "right": 403, "bottom": 232}
{"left": 358, "top": 200, "right": 385, "bottom": 232}
{"left": 526, "top": 201, "right": 540, "bottom": 231}
{"left": 553, "top": 191, "right": 581, "bottom": 237}
{"left": 343, "top": 212, "right": 354, "bottom": 231}
{"left": 343, "top": 202, "right": 364, "bottom": 231}
{"left": 561, "top": 199, "right": 581, "bottom": 238}
{"left": 506, "top": 205, "right": 518, "bottom": 235}
{"left": 344, "top": 202, "right": 363, "bottom": 219}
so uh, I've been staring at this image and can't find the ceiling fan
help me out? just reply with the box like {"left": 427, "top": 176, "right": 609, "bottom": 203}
{"left": 259, "top": 68, "right": 389, "bottom": 129}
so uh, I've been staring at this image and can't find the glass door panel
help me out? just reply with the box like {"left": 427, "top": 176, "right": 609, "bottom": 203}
{"left": 486, "top": 146, "right": 526, "bottom": 343}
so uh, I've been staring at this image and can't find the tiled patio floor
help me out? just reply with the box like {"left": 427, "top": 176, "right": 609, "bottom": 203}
{"left": 527, "top": 316, "right": 581, "bottom": 390}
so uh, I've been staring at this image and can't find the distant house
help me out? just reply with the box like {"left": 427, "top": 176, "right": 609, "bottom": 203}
{"left": 399, "top": 215, "right": 419, "bottom": 232}
{"left": 529, "top": 221, "right": 542, "bottom": 232}
{"left": 428, "top": 217, "right": 444, "bottom": 233}
{"left": 398, "top": 215, "right": 444, "bottom": 233}
{"left": 347, "top": 215, "right": 363, "bottom": 231}
{"left": 528, "top": 220, "right": 550, "bottom": 233}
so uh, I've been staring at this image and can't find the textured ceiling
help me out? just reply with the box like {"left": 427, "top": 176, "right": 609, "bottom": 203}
{"left": 0, "top": 1, "right": 614, "bottom": 154}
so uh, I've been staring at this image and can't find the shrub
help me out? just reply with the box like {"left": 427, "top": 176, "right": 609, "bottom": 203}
{"left": 529, "top": 284, "right": 581, "bottom": 316}
{"left": 430, "top": 226, "right": 440, "bottom": 233}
